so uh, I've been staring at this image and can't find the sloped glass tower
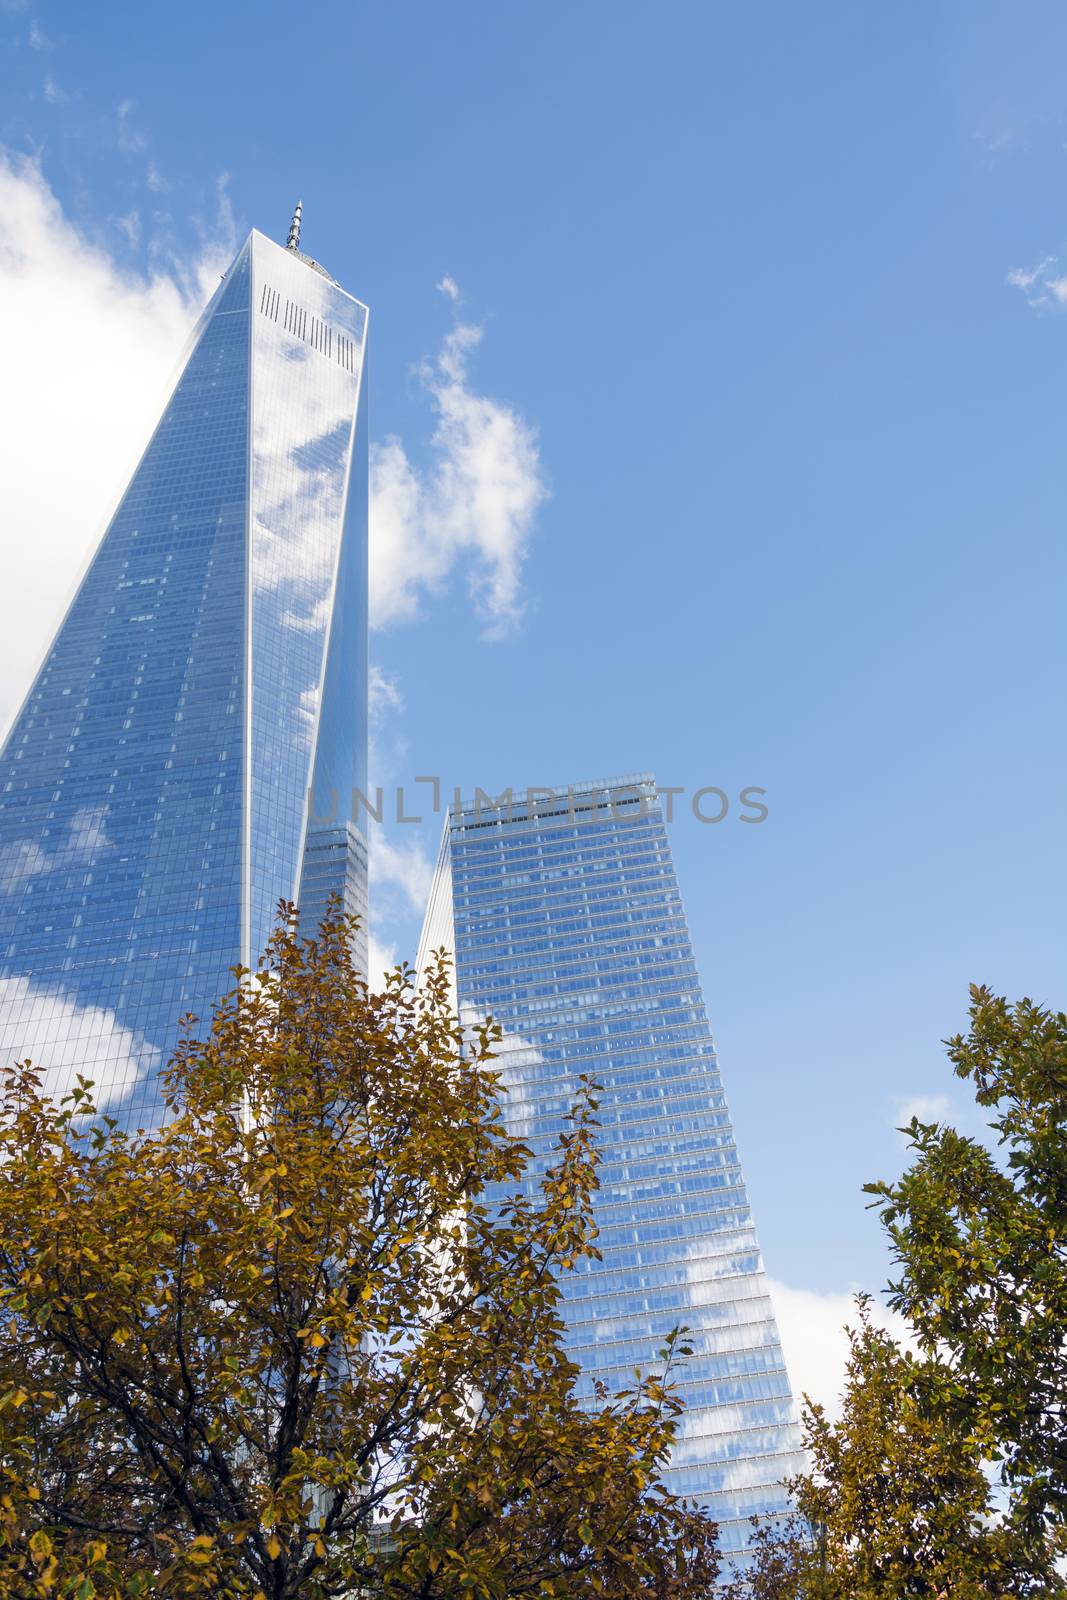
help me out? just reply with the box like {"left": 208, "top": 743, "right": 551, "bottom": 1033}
{"left": 418, "top": 776, "right": 803, "bottom": 1565}
{"left": 0, "top": 211, "right": 369, "bottom": 1127}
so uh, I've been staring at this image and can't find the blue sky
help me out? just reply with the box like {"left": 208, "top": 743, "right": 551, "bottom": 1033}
{"left": 1, "top": 1, "right": 1065, "bottom": 1404}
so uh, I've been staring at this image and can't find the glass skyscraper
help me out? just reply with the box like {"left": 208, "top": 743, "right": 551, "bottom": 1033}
{"left": 0, "top": 213, "right": 369, "bottom": 1127}
{"left": 418, "top": 775, "right": 803, "bottom": 1564}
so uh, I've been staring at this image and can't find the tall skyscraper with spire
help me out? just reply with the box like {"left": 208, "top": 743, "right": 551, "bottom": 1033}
{"left": 0, "top": 209, "right": 369, "bottom": 1127}
{"left": 418, "top": 776, "right": 803, "bottom": 1567}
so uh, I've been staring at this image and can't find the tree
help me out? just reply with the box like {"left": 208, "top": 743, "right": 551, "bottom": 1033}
{"left": 743, "top": 1304, "right": 1051, "bottom": 1599}
{"left": 721, "top": 986, "right": 1067, "bottom": 1599}
{"left": 0, "top": 909, "right": 720, "bottom": 1600}
{"left": 720, "top": 1302, "right": 1047, "bottom": 1600}
{"left": 867, "top": 987, "right": 1067, "bottom": 1552}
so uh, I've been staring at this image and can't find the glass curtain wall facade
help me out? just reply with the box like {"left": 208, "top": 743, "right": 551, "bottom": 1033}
{"left": 0, "top": 227, "right": 369, "bottom": 1127}
{"left": 417, "top": 776, "right": 803, "bottom": 1565}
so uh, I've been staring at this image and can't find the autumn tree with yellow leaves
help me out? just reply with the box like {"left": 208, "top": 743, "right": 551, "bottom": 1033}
{"left": 0, "top": 909, "right": 720, "bottom": 1600}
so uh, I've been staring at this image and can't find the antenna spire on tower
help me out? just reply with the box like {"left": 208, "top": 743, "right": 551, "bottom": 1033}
{"left": 286, "top": 199, "right": 303, "bottom": 252}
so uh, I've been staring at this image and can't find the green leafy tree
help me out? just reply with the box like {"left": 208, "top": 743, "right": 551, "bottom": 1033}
{"left": 723, "top": 986, "right": 1067, "bottom": 1599}
{"left": 0, "top": 909, "right": 719, "bottom": 1600}
{"left": 868, "top": 987, "right": 1067, "bottom": 1550}
{"left": 722, "top": 1303, "right": 1048, "bottom": 1599}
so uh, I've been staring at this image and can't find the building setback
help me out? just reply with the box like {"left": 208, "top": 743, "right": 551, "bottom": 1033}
{"left": 0, "top": 212, "right": 369, "bottom": 1127}
{"left": 418, "top": 775, "right": 804, "bottom": 1564}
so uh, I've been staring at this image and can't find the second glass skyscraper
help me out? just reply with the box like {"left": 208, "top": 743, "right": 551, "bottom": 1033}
{"left": 419, "top": 776, "right": 803, "bottom": 1564}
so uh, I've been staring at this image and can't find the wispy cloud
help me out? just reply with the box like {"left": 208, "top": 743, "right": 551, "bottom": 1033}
{"left": 1007, "top": 254, "right": 1067, "bottom": 310}
{"left": 370, "top": 280, "right": 547, "bottom": 638}
{"left": 370, "top": 834, "right": 434, "bottom": 919}
{"left": 369, "top": 663, "right": 403, "bottom": 719}
{"left": 145, "top": 161, "right": 168, "bottom": 194}
{"left": 28, "top": 19, "right": 53, "bottom": 48}
{"left": 366, "top": 662, "right": 408, "bottom": 812}
{"left": 182, "top": 171, "right": 235, "bottom": 272}
{"left": 116, "top": 98, "right": 145, "bottom": 155}
{"left": 975, "top": 127, "right": 1025, "bottom": 162}
{"left": 42, "top": 72, "right": 66, "bottom": 104}
{"left": 112, "top": 208, "right": 141, "bottom": 248}
{"left": 1006, "top": 258, "right": 1052, "bottom": 292}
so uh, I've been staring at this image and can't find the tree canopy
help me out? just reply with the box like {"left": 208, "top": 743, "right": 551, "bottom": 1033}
{"left": 0, "top": 908, "right": 719, "bottom": 1600}
{"left": 868, "top": 986, "right": 1067, "bottom": 1551}
{"left": 725, "top": 986, "right": 1067, "bottom": 1599}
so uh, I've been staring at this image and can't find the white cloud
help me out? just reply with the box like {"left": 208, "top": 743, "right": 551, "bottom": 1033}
{"left": 367, "top": 664, "right": 408, "bottom": 804}
{"left": 895, "top": 1091, "right": 951, "bottom": 1130}
{"left": 768, "top": 1279, "right": 912, "bottom": 1421}
{"left": 1006, "top": 257, "right": 1052, "bottom": 292}
{"left": 891, "top": 1088, "right": 991, "bottom": 1151}
{"left": 42, "top": 72, "right": 66, "bottom": 104}
{"left": 369, "top": 294, "right": 547, "bottom": 638}
{"left": 1007, "top": 254, "right": 1067, "bottom": 310}
{"left": 370, "top": 833, "right": 434, "bottom": 918}
{"left": 145, "top": 161, "right": 167, "bottom": 194}
{"left": 436, "top": 273, "right": 460, "bottom": 302}
{"left": 366, "top": 932, "right": 400, "bottom": 987}
{"left": 28, "top": 20, "right": 53, "bottom": 48}
{"left": 0, "top": 152, "right": 231, "bottom": 737}
{"left": 369, "top": 663, "right": 403, "bottom": 719}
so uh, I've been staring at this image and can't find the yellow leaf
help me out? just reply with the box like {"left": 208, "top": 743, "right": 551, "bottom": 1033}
{"left": 266, "top": 1535, "right": 282, "bottom": 1560}
{"left": 29, "top": 1528, "right": 53, "bottom": 1561}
